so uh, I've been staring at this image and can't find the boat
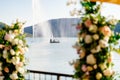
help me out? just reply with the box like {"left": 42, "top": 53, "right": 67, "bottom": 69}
{"left": 50, "top": 39, "right": 60, "bottom": 43}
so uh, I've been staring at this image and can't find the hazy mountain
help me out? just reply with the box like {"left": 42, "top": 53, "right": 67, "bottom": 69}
{"left": 24, "top": 18, "right": 120, "bottom": 37}
{"left": 0, "top": 22, "right": 8, "bottom": 29}
{"left": 24, "top": 18, "right": 80, "bottom": 37}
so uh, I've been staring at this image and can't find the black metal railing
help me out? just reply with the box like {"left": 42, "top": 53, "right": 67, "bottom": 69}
{"left": 26, "top": 69, "right": 74, "bottom": 80}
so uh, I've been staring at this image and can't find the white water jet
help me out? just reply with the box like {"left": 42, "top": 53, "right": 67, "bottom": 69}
{"left": 32, "top": 0, "right": 53, "bottom": 38}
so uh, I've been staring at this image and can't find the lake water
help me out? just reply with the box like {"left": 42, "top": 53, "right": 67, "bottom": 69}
{"left": 25, "top": 37, "right": 120, "bottom": 75}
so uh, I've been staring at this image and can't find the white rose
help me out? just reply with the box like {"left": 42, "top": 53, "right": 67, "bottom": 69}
{"left": 10, "top": 72, "right": 18, "bottom": 80}
{"left": 12, "top": 38, "right": 19, "bottom": 45}
{"left": 24, "top": 47, "right": 28, "bottom": 52}
{"left": 103, "top": 69, "right": 113, "bottom": 77}
{"left": 84, "top": 35, "right": 92, "bottom": 44}
{"left": 93, "top": 34, "right": 99, "bottom": 40}
{"left": 3, "top": 50, "right": 8, "bottom": 59}
{"left": 12, "top": 57, "right": 20, "bottom": 65}
{"left": 16, "top": 67, "right": 25, "bottom": 74}
{"left": 103, "top": 37, "right": 109, "bottom": 42}
{"left": 10, "top": 49, "right": 15, "bottom": 55}
{"left": 86, "top": 54, "right": 96, "bottom": 65}
{"left": 18, "top": 40, "right": 23, "bottom": 46}
{"left": 89, "top": 25, "right": 98, "bottom": 33}
{"left": 96, "top": 72, "right": 102, "bottom": 80}
{"left": 99, "top": 40, "right": 109, "bottom": 48}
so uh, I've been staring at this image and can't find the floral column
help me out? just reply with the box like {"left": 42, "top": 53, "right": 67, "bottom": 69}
{"left": 71, "top": 0, "right": 120, "bottom": 80}
{"left": 0, "top": 20, "right": 28, "bottom": 80}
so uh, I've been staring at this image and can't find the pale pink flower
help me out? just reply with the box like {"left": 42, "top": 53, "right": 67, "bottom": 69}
{"left": 103, "top": 69, "right": 113, "bottom": 77}
{"left": 84, "top": 19, "right": 92, "bottom": 28}
{"left": 0, "top": 44, "right": 4, "bottom": 49}
{"left": 84, "top": 35, "right": 92, "bottom": 44}
{"left": 107, "top": 56, "right": 112, "bottom": 63}
{"left": 4, "top": 33, "right": 15, "bottom": 42}
{"left": 86, "top": 71, "right": 89, "bottom": 75}
{"left": 17, "top": 62, "right": 23, "bottom": 67}
{"left": 81, "top": 64, "right": 87, "bottom": 72}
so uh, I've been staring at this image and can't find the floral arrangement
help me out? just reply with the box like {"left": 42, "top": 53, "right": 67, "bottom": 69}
{"left": 68, "top": 0, "right": 120, "bottom": 80}
{"left": 0, "top": 20, "right": 28, "bottom": 80}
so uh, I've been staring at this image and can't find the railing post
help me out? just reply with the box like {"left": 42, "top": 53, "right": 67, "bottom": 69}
{"left": 57, "top": 75, "right": 60, "bottom": 80}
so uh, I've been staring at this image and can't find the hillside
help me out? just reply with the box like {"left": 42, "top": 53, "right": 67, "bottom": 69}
{"left": 24, "top": 18, "right": 120, "bottom": 37}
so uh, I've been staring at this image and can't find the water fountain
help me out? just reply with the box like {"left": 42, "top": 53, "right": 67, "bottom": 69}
{"left": 32, "top": 0, "right": 53, "bottom": 38}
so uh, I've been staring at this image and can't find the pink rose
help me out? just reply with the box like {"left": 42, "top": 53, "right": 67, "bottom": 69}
{"left": 4, "top": 67, "right": 9, "bottom": 73}
{"left": 17, "top": 62, "right": 23, "bottom": 67}
{"left": 103, "top": 69, "right": 113, "bottom": 77}
{"left": 107, "top": 56, "right": 112, "bottom": 63}
{"left": 99, "top": 26, "right": 112, "bottom": 37}
{"left": 81, "top": 64, "right": 87, "bottom": 72}
{"left": 84, "top": 19, "right": 92, "bottom": 28}
{"left": 4, "top": 33, "right": 15, "bottom": 42}
{"left": 4, "top": 34, "right": 11, "bottom": 41}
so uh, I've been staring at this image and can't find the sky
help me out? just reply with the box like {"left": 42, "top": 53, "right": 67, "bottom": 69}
{"left": 1, "top": 0, "right": 120, "bottom": 27}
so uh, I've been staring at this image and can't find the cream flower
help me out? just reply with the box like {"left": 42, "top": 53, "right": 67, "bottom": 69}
{"left": 93, "top": 64, "right": 97, "bottom": 69}
{"left": 3, "top": 50, "right": 8, "bottom": 59}
{"left": 89, "top": 25, "right": 98, "bottom": 33}
{"left": 10, "top": 72, "right": 18, "bottom": 80}
{"left": 84, "top": 35, "right": 92, "bottom": 44}
{"left": 0, "top": 76, "right": 4, "bottom": 80}
{"left": 12, "top": 57, "right": 20, "bottom": 65}
{"left": 93, "top": 34, "right": 99, "bottom": 40}
{"left": 96, "top": 72, "right": 102, "bottom": 80}
{"left": 10, "top": 49, "right": 15, "bottom": 55}
{"left": 16, "top": 67, "right": 25, "bottom": 74}
{"left": 99, "top": 40, "right": 109, "bottom": 48}
{"left": 18, "top": 40, "right": 23, "bottom": 46}
{"left": 12, "top": 38, "right": 19, "bottom": 45}
{"left": 24, "top": 47, "right": 28, "bottom": 52}
{"left": 99, "top": 63, "right": 107, "bottom": 70}
{"left": 103, "top": 68, "right": 113, "bottom": 77}
{"left": 86, "top": 54, "right": 96, "bottom": 65}
{"left": 103, "top": 36, "right": 109, "bottom": 42}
